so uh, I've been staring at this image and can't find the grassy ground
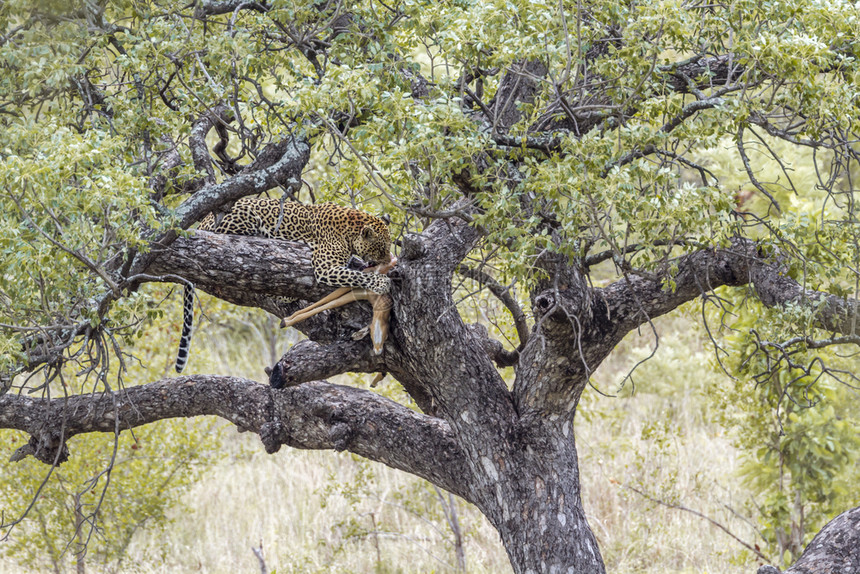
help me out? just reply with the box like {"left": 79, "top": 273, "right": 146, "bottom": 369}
{"left": 1, "top": 305, "right": 760, "bottom": 573}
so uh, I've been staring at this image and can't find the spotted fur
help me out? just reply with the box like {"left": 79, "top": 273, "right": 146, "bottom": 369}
{"left": 174, "top": 283, "right": 195, "bottom": 373}
{"left": 175, "top": 197, "right": 393, "bottom": 373}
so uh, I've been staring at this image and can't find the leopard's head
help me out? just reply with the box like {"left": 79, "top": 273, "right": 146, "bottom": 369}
{"left": 355, "top": 215, "right": 393, "bottom": 267}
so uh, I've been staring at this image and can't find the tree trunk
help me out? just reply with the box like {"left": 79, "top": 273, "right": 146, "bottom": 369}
{"left": 373, "top": 219, "right": 606, "bottom": 573}
{"left": 482, "top": 439, "right": 604, "bottom": 574}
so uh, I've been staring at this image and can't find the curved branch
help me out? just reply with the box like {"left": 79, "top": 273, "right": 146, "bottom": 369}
{"left": 737, "top": 124, "right": 782, "bottom": 212}
{"left": 601, "top": 238, "right": 860, "bottom": 340}
{"left": 457, "top": 264, "right": 529, "bottom": 350}
{"left": 189, "top": 105, "right": 232, "bottom": 188}
{"left": 598, "top": 240, "right": 753, "bottom": 339}
{"left": 174, "top": 135, "right": 310, "bottom": 230}
{"left": 0, "top": 376, "right": 473, "bottom": 500}
{"left": 514, "top": 238, "right": 860, "bottom": 417}
{"left": 268, "top": 339, "right": 386, "bottom": 389}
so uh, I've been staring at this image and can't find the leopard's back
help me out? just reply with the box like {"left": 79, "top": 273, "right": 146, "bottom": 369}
{"left": 199, "top": 198, "right": 391, "bottom": 267}
{"left": 199, "top": 197, "right": 316, "bottom": 242}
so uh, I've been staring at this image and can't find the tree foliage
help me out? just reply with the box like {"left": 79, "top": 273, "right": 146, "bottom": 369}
{"left": 2, "top": 0, "right": 860, "bottom": 572}
{"left": 709, "top": 295, "right": 860, "bottom": 567}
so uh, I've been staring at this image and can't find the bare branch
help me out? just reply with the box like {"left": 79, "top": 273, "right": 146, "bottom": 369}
{"left": 737, "top": 124, "right": 782, "bottom": 212}
{"left": 622, "top": 482, "right": 768, "bottom": 562}
{"left": 457, "top": 264, "right": 530, "bottom": 350}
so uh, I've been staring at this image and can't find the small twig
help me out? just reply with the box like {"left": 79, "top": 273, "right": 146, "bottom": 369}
{"left": 457, "top": 264, "right": 529, "bottom": 350}
{"left": 251, "top": 542, "right": 267, "bottom": 574}
{"left": 736, "top": 124, "right": 782, "bottom": 213}
{"left": 622, "top": 483, "right": 769, "bottom": 562}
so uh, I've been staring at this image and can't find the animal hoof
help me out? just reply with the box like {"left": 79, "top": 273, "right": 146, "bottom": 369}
{"left": 352, "top": 326, "right": 370, "bottom": 341}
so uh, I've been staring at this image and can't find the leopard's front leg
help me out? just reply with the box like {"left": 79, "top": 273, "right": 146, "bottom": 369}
{"left": 313, "top": 261, "right": 392, "bottom": 294}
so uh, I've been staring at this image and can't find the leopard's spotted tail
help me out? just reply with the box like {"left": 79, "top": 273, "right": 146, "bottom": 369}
{"left": 175, "top": 284, "right": 195, "bottom": 373}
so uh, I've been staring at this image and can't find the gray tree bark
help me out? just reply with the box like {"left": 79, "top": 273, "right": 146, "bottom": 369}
{"left": 783, "top": 506, "right": 860, "bottom": 573}
{"left": 757, "top": 506, "right": 860, "bottom": 574}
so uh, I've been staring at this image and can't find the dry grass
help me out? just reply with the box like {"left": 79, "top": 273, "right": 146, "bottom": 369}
{"left": 580, "top": 308, "right": 758, "bottom": 573}
{"left": 121, "top": 432, "right": 512, "bottom": 574}
{"left": 1, "top": 305, "right": 759, "bottom": 573}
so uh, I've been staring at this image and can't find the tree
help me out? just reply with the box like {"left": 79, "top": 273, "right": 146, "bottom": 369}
{"left": 2, "top": 1, "right": 859, "bottom": 572}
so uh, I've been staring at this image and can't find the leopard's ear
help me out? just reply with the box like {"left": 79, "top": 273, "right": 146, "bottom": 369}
{"left": 380, "top": 213, "right": 391, "bottom": 225}
{"left": 361, "top": 226, "right": 378, "bottom": 240}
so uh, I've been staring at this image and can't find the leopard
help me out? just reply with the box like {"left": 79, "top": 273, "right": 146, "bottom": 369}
{"left": 175, "top": 197, "right": 393, "bottom": 372}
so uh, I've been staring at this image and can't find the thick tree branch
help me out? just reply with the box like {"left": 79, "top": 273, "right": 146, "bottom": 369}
{"left": 598, "top": 240, "right": 753, "bottom": 340}
{"left": 144, "top": 231, "right": 379, "bottom": 344}
{"left": 194, "top": 0, "right": 269, "bottom": 17}
{"left": 189, "top": 106, "right": 229, "bottom": 188}
{"left": 513, "top": 238, "right": 860, "bottom": 418}
{"left": 514, "top": 288, "right": 595, "bottom": 418}
{"left": 509, "top": 249, "right": 596, "bottom": 418}
{"left": 601, "top": 238, "right": 860, "bottom": 341}
{"left": 490, "top": 60, "right": 548, "bottom": 132}
{"left": 268, "top": 338, "right": 439, "bottom": 415}
{"left": 121, "top": 134, "right": 310, "bottom": 299}
{"left": 146, "top": 232, "right": 315, "bottom": 298}
{"left": 268, "top": 339, "right": 385, "bottom": 389}
{"left": 0, "top": 376, "right": 473, "bottom": 500}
